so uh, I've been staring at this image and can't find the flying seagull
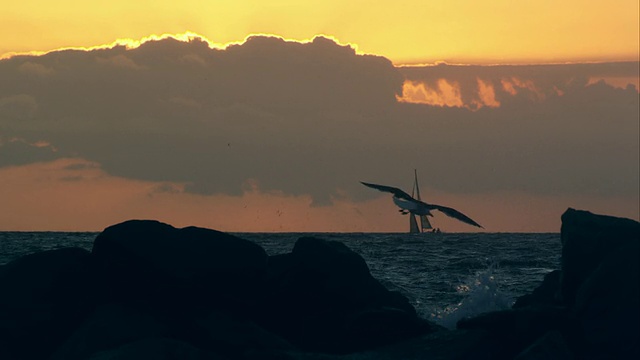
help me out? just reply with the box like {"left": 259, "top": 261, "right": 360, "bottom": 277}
{"left": 361, "top": 181, "right": 483, "bottom": 229}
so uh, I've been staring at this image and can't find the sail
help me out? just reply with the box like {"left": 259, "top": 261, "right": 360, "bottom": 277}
{"left": 419, "top": 214, "right": 433, "bottom": 231}
{"left": 412, "top": 169, "right": 433, "bottom": 231}
{"left": 409, "top": 214, "right": 420, "bottom": 233}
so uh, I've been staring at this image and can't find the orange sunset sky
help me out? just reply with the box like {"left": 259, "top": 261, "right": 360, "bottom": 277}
{"left": 0, "top": 1, "right": 638, "bottom": 232}
{"left": 2, "top": 0, "right": 639, "bottom": 64}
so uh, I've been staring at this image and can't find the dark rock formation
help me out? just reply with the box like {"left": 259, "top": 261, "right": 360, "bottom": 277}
{"left": 0, "top": 208, "right": 637, "bottom": 359}
{"left": 0, "top": 247, "right": 96, "bottom": 360}
{"left": 91, "top": 220, "right": 268, "bottom": 311}
{"left": 258, "top": 237, "right": 430, "bottom": 353}
{"left": 512, "top": 270, "right": 562, "bottom": 309}
{"left": 571, "top": 232, "right": 639, "bottom": 358}
{"left": 50, "top": 302, "right": 172, "bottom": 360}
{"left": 454, "top": 208, "right": 639, "bottom": 359}
{"left": 560, "top": 209, "right": 639, "bottom": 358}
{"left": 82, "top": 337, "right": 215, "bottom": 360}
{"left": 457, "top": 306, "right": 576, "bottom": 359}
{"left": 514, "top": 330, "right": 573, "bottom": 360}
{"left": 0, "top": 220, "right": 434, "bottom": 359}
{"left": 558, "top": 208, "right": 639, "bottom": 306}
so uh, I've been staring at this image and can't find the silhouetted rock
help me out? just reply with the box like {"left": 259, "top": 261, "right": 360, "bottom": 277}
{"left": 86, "top": 222, "right": 431, "bottom": 356}
{"left": 51, "top": 303, "right": 172, "bottom": 360}
{"left": 559, "top": 208, "right": 639, "bottom": 359}
{"left": 194, "top": 310, "right": 295, "bottom": 359}
{"left": 512, "top": 270, "right": 562, "bottom": 308}
{"left": 91, "top": 220, "right": 268, "bottom": 311}
{"left": 559, "top": 208, "right": 639, "bottom": 306}
{"left": 457, "top": 307, "right": 575, "bottom": 359}
{"left": 572, "top": 235, "right": 639, "bottom": 358}
{"left": 85, "top": 337, "right": 217, "bottom": 360}
{"left": 259, "top": 237, "right": 432, "bottom": 353}
{"left": 514, "top": 330, "right": 573, "bottom": 360}
{"left": 0, "top": 210, "right": 637, "bottom": 359}
{"left": 455, "top": 208, "right": 639, "bottom": 359}
{"left": 0, "top": 247, "right": 95, "bottom": 360}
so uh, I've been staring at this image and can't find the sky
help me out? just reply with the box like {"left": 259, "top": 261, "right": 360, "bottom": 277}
{"left": 0, "top": 1, "right": 638, "bottom": 232}
{"left": 2, "top": 0, "right": 639, "bottom": 64}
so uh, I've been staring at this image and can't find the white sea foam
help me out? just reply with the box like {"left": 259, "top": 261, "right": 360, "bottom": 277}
{"left": 428, "top": 264, "right": 514, "bottom": 330}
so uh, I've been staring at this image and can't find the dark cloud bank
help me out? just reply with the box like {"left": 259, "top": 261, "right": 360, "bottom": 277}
{"left": 0, "top": 36, "right": 638, "bottom": 205}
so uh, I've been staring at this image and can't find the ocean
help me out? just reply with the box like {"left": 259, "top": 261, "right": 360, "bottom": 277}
{"left": 0, "top": 231, "right": 560, "bottom": 329}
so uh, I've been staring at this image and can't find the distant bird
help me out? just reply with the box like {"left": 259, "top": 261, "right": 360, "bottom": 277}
{"left": 361, "top": 181, "right": 483, "bottom": 229}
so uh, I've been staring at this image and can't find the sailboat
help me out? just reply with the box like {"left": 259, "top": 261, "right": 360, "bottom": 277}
{"left": 409, "top": 169, "right": 436, "bottom": 234}
{"left": 360, "top": 172, "right": 483, "bottom": 231}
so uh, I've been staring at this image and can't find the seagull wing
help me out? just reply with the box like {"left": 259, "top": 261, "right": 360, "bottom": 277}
{"left": 360, "top": 182, "right": 415, "bottom": 201}
{"left": 430, "top": 204, "right": 484, "bottom": 229}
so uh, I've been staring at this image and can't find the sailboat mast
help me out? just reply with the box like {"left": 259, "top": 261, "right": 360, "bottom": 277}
{"left": 409, "top": 169, "right": 421, "bottom": 233}
{"left": 413, "top": 169, "right": 433, "bottom": 232}
{"left": 414, "top": 169, "right": 421, "bottom": 201}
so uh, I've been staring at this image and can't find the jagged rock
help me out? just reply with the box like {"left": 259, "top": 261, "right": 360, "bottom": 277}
{"left": 513, "top": 270, "right": 562, "bottom": 308}
{"left": 86, "top": 337, "right": 218, "bottom": 360}
{"left": 457, "top": 306, "right": 575, "bottom": 359}
{"left": 514, "top": 330, "right": 574, "bottom": 360}
{"left": 50, "top": 303, "right": 172, "bottom": 360}
{"left": 0, "top": 247, "right": 95, "bottom": 360}
{"left": 91, "top": 220, "right": 268, "bottom": 310}
{"left": 559, "top": 208, "right": 639, "bottom": 305}
{"left": 344, "top": 307, "right": 424, "bottom": 341}
{"left": 463, "top": 209, "right": 639, "bottom": 359}
{"left": 51, "top": 301, "right": 296, "bottom": 360}
{"left": 573, "top": 239, "right": 639, "bottom": 358}
{"left": 290, "top": 328, "right": 498, "bottom": 360}
{"left": 559, "top": 208, "right": 639, "bottom": 359}
{"left": 1, "top": 209, "right": 637, "bottom": 359}
{"left": 194, "top": 310, "right": 295, "bottom": 359}
{"left": 259, "top": 237, "right": 431, "bottom": 353}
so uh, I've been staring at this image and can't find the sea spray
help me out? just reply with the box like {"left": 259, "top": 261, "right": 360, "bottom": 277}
{"left": 429, "top": 264, "right": 514, "bottom": 329}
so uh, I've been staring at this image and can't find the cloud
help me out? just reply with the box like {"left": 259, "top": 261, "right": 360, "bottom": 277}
{"left": 18, "top": 62, "right": 54, "bottom": 76}
{"left": 0, "top": 35, "right": 637, "bottom": 216}
{"left": 96, "top": 54, "right": 145, "bottom": 69}
{"left": 0, "top": 94, "right": 38, "bottom": 120}
{"left": 0, "top": 136, "right": 58, "bottom": 167}
{"left": 397, "top": 62, "right": 639, "bottom": 109}
{"left": 475, "top": 79, "right": 500, "bottom": 108}
{"left": 398, "top": 79, "right": 465, "bottom": 108}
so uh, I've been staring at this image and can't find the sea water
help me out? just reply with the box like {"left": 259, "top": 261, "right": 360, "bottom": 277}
{"left": 0, "top": 232, "right": 561, "bottom": 328}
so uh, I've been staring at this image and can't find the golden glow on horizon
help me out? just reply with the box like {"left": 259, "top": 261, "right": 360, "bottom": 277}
{"left": 1, "top": 0, "right": 638, "bottom": 64}
{"left": 397, "top": 79, "right": 502, "bottom": 110}
{"left": 0, "top": 32, "right": 360, "bottom": 60}
{"left": 1, "top": 158, "right": 637, "bottom": 232}
{"left": 398, "top": 75, "right": 639, "bottom": 109}
{"left": 476, "top": 79, "right": 500, "bottom": 108}
{"left": 398, "top": 80, "right": 464, "bottom": 108}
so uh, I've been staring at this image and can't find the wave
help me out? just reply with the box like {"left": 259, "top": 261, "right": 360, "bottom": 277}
{"left": 428, "top": 263, "right": 514, "bottom": 329}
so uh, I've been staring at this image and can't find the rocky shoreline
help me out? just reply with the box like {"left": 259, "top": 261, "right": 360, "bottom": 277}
{"left": 0, "top": 208, "right": 638, "bottom": 359}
